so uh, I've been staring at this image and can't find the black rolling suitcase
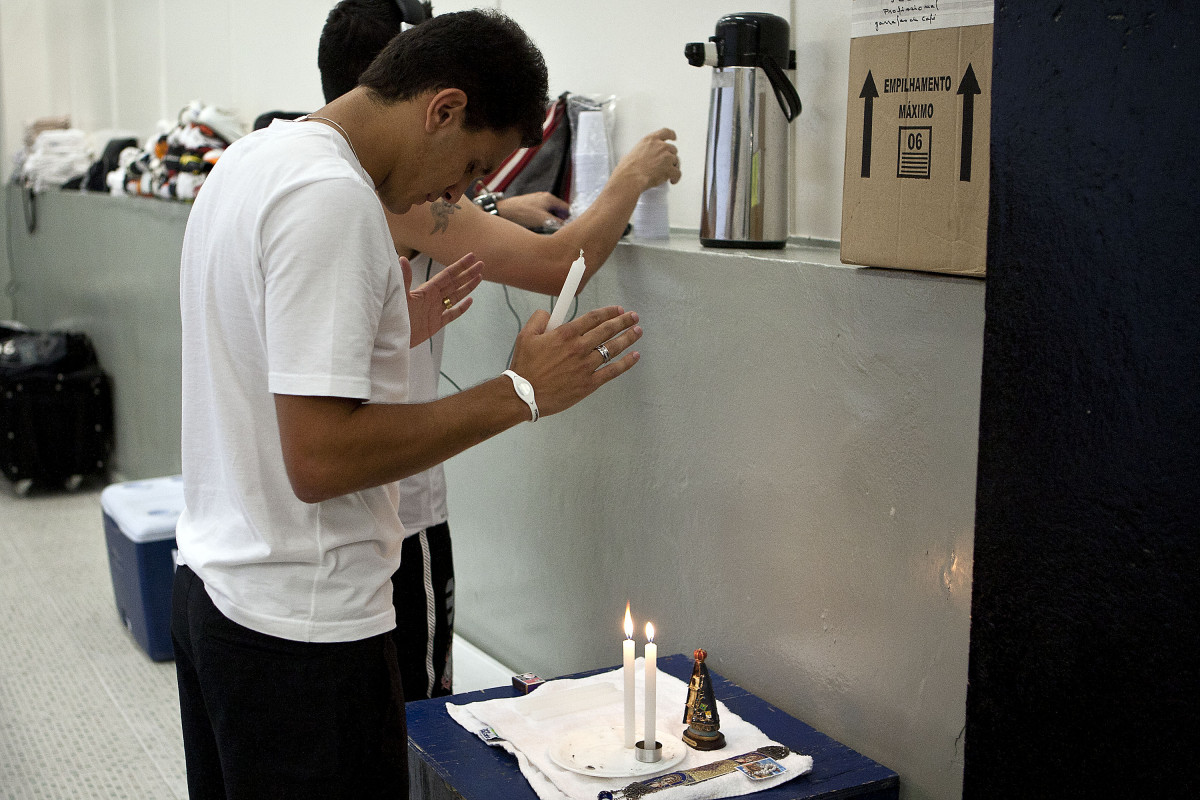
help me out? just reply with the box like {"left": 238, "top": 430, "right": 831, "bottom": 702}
{"left": 1, "top": 323, "right": 114, "bottom": 492}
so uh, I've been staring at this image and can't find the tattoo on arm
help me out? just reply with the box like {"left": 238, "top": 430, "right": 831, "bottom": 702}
{"left": 430, "top": 200, "right": 460, "bottom": 234}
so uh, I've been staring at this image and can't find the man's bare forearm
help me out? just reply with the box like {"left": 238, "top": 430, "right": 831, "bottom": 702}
{"left": 275, "top": 375, "right": 529, "bottom": 503}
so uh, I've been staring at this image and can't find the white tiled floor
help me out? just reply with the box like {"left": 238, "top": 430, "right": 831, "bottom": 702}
{"left": 0, "top": 478, "right": 514, "bottom": 798}
{"left": 0, "top": 478, "right": 187, "bottom": 799}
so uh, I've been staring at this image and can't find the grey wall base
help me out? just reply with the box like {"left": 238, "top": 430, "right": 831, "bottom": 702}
{"left": 4, "top": 189, "right": 985, "bottom": 799}
{"left": 1, "top": 183, "right": 13, "bottom": 320}
{"left": 5, "top": 186, "right": 187, "bottom": 480}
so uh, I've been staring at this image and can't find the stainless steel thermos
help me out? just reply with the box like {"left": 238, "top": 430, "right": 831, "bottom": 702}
{"left": 686, "top": 13, "right": 801, "bottom": 248}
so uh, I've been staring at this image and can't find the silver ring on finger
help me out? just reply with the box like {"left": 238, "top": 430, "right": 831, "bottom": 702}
{"left": 595, "top": 343, "right": 611, "bottom": 365}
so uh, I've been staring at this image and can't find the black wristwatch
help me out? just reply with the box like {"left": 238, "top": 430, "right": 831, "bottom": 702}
{"left": 472, "top": 189, "right": 503, "bottom": 215}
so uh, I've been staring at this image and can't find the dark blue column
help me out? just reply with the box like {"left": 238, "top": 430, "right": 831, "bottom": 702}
{"left": 966, "top": 4, "right": 1200, "bottom": 797}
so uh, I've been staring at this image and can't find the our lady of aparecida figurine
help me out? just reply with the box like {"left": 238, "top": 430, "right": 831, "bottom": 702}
{"left": 682, "top": 649, "right": 726, "bottom": 750}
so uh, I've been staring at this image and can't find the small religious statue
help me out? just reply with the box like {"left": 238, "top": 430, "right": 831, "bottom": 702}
{"left": 681, "top": 648, "right": 726, "bottom": 750}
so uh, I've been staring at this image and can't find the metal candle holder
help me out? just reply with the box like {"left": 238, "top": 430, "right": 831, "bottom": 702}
{"left": 634, "top": 739, "right": 662, "bottom": 763}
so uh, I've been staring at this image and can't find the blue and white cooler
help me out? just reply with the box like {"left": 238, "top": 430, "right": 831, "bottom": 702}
{"left": 101, "top": 475, "right": 185, "bottom": 661}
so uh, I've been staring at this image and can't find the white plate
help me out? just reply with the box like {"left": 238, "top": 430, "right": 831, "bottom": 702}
{"left": 547, "top": 725, "right": 686, "bottom": 778}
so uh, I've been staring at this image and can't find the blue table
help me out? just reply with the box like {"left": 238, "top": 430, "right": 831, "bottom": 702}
{"left": 407, "top": 653, "right": 898, "bottom": 800}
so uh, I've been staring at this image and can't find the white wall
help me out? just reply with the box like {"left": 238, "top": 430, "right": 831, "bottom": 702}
{"left": 0, "top": 0, "right": 334, "bottom": 174}
{"left": 0, "top": 0, "right": 852, "bottom": 241}
{"left": 489, "top": 0, "right": 853, "bottom": 242}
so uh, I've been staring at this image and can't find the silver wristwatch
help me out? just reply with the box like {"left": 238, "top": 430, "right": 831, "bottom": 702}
{"left": 472, "top": 189, "right": 503, "bottom": 215}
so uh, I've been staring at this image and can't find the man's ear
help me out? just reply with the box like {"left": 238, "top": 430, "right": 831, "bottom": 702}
{"left": 424, "top": 88, "right": 468, "bottom": 133}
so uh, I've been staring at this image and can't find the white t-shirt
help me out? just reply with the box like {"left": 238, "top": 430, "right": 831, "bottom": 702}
{"left": 396, "top": 254, "right": 449, "bottom": 533}
{"left": 176, "top": 119, "right": 410, "bottom": 643}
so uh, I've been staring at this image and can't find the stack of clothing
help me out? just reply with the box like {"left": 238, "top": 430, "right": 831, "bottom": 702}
{"left": 109, "top": 100, "right": 245, "bottom": 201}
{"left": 17, "top": 128, "right": 92, "bottom": 192}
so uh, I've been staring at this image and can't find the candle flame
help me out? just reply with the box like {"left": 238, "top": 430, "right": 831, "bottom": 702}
{"left": 645, "top": 621, "right": 655, "bottom": 643}
{"left": 624, "top": 603, "right": 633, "bottom": 639}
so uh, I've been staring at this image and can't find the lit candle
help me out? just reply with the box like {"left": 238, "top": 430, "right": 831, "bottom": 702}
{"left": 623, "top": 604, "right": 636, "bottom": 748}
{"left": 644, "top": 622, "right": 657, "bottom": 747}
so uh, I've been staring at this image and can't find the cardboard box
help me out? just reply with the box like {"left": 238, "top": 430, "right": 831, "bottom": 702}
{"left": 101, "top": 475, "right": 184, "bottom": 661}
{"left": 841, "top": 2, "right": 993, "bottom": 277}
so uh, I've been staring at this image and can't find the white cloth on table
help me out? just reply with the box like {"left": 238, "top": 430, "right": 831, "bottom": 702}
{"left": 445, "top": 658, "right": 813, "bottom": 800}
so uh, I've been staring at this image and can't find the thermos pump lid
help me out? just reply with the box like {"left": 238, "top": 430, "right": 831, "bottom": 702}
{"left": 684, "top": 12, "right": 801, "bottom": 122}
{"left": 685, "top": 12, "right": 795, "bottom": 70}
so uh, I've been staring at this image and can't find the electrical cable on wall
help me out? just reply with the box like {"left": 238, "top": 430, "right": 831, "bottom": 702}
{"left": 503, "top": 285, "right": 521, "bottom": 367}
{"left": 427, "top": 252, "right": 580, "bottom": 387}
{"left": 415, "top": 253, "right": 463, "bottom": 393}
{"left": 4, "top": 184, "right": 25, "bottom": 308}
{"left": 21, "top": 182, "right": 36, "bottom": 235}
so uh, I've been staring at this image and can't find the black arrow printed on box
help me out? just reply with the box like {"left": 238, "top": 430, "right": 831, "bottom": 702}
{"left": 859, "top": 70, "right": 879, "bottom": 178}
{"left": 957, "top": 63, "right": 981, "bottom": 182}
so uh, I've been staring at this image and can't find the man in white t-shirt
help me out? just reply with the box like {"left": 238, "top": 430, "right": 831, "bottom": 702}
{"left": 317, "top": 0, "right": 682, "bottom": 702}
{"left": 172, "top": 10, "right": 644, "bottom": 798}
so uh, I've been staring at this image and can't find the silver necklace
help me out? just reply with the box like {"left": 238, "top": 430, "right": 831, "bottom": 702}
{"left": 303, "top": 115, "right": 360, "bottom": 162}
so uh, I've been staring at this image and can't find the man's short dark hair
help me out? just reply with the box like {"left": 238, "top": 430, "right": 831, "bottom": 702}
{"left": 318, "top": 0, "right": 406, "bottom": 104}
{"left": 357, "top": 10, "right": 549, "bottom": 148}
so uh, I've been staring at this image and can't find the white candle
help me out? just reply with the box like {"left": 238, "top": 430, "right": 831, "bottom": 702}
{"left": 545, "top": 250, "right": 586, "bottom": 331}
{"left": 623, "top": 604, "right": 636, "bottom": 748}
{"left": 644, "top": 622, "right": 657, "bottom": 747}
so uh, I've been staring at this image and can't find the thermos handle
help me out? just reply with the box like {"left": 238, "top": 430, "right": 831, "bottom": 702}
{"left": 760, "top": 54, "right": 802, "bottom": 122}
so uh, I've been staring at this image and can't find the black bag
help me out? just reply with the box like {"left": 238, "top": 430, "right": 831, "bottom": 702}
{"left": 63, "top": 137, "right": 139, "bottom": 193}
{"left": 0, "top": 326, "right": 114, "bottom": 490}
{"left": 474, "top": 92, "right": 573, "bottom": 201}
{"left": 252, "top": 110, "right": 308, "bottom": 131}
